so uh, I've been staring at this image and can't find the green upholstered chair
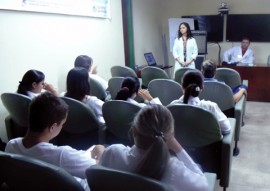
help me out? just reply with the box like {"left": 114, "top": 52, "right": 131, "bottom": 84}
{"left": 167, "top": 104, "right": 235, "bottom": 191}
{"left": 199, "top": 81, "right": 244, "bottom": 156}
{"left": 86, "top": 165, "right": 173, "bottom": 191}
{"left": 215, "top": 67, "right": 248, "bottom": 116}
{"left": 55, "top": 97, "right": 105, "bottom": 150}
{"left": 107, "top": 77, "right": 125, "bottom": 100}
{"left": 141, "top": 66, "right": 169, "bottom": 88}
{"left": 148, "top": 79, "right": 183, "bottom": 106}
{"left": 111, "top": 65, "right": 137, "bottom": 78}
{"left": 102, "top": 100, "right": 141, "bottom": 146}
{"left": 86, "top": 165, "right": 217, "bottom": 191}
{"left": 1, "top": 93, "right": 31, "bottom": 140}
{"left": 89, "top": 77, "right": 107, "bottom": 101}
{"left": 0, "top": 151, "right": 84, "bottom": 191}
{"left": 174, "top": 68, "right": 194, "bottom": 85}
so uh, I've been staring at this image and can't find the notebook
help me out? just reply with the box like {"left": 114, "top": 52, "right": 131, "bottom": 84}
{"left": 144, "top": 52, "right": 171, "bottom": 69}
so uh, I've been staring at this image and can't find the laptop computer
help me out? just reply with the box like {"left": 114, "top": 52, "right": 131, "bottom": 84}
{"left": 144, "top": 52, "right": 171, "bottom": 69}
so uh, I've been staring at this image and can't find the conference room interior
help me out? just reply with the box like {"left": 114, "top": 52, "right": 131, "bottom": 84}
{"left": 1, "top": 0, "right": 270, "bottom": 190}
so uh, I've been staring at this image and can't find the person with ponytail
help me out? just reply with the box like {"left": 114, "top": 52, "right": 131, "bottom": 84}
{"left": 170, "top": 70, "right": 231, "bottom": 135}
{"left": 100, "top": 105, "right": 208, "bottom": 191}
{"left": 17, "top": 69, "right": 58, "bottom": 98}
{"left": 115, "top": 76, "right": 161, "bottom": 107}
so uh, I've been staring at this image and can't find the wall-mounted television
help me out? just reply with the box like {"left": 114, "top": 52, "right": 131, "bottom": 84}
{"left": 182, "top": 15, "right": 224, "bottom": 42}
{"left": 226, "top": 14, "right": 270, "bottom": 42}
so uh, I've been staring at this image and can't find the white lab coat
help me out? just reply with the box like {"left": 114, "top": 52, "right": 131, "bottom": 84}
{"left": 173, "top": 37, "right": 198, "bottom": 77}
{"left": 223, "top": 46, "right": 254, "bottom": 65}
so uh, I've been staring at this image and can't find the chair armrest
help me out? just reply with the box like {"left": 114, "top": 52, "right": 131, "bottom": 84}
{"left": 220, "top": 118, "right": 235, "bottom": 188}
{"left": 204, "top": 172, "right": 217, "bottom": 191}
{"left": 234, "top": 97, "right": 245, "bottom": 141}
{"left": 98, "top": 124, "right": 107, "bottom": 144}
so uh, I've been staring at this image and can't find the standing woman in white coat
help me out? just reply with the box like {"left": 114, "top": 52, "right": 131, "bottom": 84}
{"left": 173, "top": 22, "right": 198, "bottom": 77}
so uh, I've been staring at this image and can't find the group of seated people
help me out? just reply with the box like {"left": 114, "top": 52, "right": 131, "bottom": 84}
{"left": 2, "top": 55, "right": 246, "bottom": 191}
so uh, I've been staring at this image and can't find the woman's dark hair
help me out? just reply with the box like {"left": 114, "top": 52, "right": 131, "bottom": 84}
{"left": 178, "top": 22, "right": 193, "bottom": 39}
{"left": 115, "top": 77, "right": 140, "bottom": 100}
{"left": 29, "top": 92, "right": 68, "bottom": 132}
{"left": 74, "top": 55, "right": 93, "bottom": 71}
{"left": 201, "top": 59, "right": 217, "bottom": 78}
{"left": 182, "top": 70, "right": 204, "bottom": 104}
{"left": 65, "top": 67, "right": 90, "bottom": 101}
{"left": 17, "top": 70, "right": 45, "bottom": 96}
{"left": 132, "top": 105, "right": 174, "bottom": 180}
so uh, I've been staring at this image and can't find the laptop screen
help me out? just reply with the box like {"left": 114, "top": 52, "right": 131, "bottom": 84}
{"left": 144, "top": 52, "right": 157, "bottom": 66}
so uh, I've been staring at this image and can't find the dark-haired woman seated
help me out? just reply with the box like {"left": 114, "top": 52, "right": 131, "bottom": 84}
{"left": 63, "top": 67, "right": 104, "bottom": 123}
{"left": 170, "top": 70, "right": 231, "bottom": 135}
{"left": 17, "top": 69, "right": 57, "bottom": 98}
{"left": 115, "top": 76, "right": 161, "bottom": 107}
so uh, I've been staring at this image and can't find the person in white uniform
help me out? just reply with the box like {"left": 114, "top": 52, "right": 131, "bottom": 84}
{"left": 100, "top": 104, "right": 209, "bottom": 191}
{"left": 17, "top": 69, "right": 58, "bottom": 98}
{"left": 173, "top": 22, "right": 198, "bottom": 77}
{"left": 74, "top": 55, "right": 108, "bottom": 90}
{"left": 170, "top": 70, "right": 231, "bottom": 135}
{"left": 63, "top": 67, "right": 105, "bottom": 123}
{"left": 115, "top": 76, "right": 161, "bottom": 107}
{"left": 5, "top": 92, "right": 105, "bottom": 190}
{"left": 223, "top": 37, "right": 254, "bottom": 66}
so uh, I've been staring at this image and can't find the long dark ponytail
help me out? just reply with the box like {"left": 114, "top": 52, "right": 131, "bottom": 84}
{"left": 182, "top": 70, "right": 203, "bottom": 104}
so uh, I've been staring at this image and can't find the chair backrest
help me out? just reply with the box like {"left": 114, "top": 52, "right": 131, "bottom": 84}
{"left": 148, "top": 79, "right": 183, "bottom": 106}
{"left": 1, "top": 93, "right": 32, "bottom": 139}
{"left": 86, "top": 165, "right": 173, "bottom": 191}
{"left": 167, "top": 104, "right": 222, "bottom": 147}
{"left": 0, "top": 151, "right": 84, "bottom": 191}
{"left": 56, "top": 97, "right": 102, "bottom": 149}
{"left": 108, "top": 77, "right": 125, "bottom": 100}
{"left": 1, "top": 93, "right": 31, "bottom": 127}
{"left": 111, "top": 65, "right": 137, "bottom": 78}
{"left": 89, "top": 77, "right": 107, "bottom": 101}
{"left": 174, "top": 68, "right": 194, "bottom": 85}
{"left": 199, "top": 81, "right": 235, "bottom": 117}
{"left": 102, "top": 100, "right": 141, "bottom": 145}
{"left": 141, "top": 66, "right": 169, "bottom": 88}
{"left": 215, "top": 68, "right": 242, "bottom": 89}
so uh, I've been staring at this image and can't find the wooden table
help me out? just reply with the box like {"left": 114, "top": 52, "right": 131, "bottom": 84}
{"left": 219, "top": 65, "right": 270, "bottom": 102}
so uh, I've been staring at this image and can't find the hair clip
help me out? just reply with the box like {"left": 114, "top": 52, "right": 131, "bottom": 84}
{"left": 154, "top": 131, "right": 165, "bottom": 139}
{"left": 122, "top": 87, "right": 129, "bottom": 91}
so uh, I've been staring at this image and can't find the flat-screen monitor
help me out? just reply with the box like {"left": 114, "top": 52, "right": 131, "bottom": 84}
{"left": 182, "top": 15, "right": 224, "bottom": 42}
{"left": 226, "top": 14, "right": 270, "bottom": 42}
{"left": 192, "top": 30, "right": 207, "bottom": 55}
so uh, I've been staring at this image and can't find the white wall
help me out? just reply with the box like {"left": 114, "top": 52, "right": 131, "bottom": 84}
{"left": 132, "top": 0, "right": 164, "bottom": 67}
{"left": 0, "top": 1, "right": 125, "bottom": 141}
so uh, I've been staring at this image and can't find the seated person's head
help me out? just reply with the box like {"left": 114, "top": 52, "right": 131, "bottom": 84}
{"left": 201, "top": 59, "right": 217, "bottom": 78}
{"left": 241, "top": 37, "right": 250, "bottom": 50}
{"left": 115, "top": 77, "right": 140, "bottom": 100}
{"left": 74, "top": 55, "right": 93, "bottom": 72}
{"left": 17, "top": 70, "right": 45, "bottom": 96}
{"left": 182, "top": 70, "right": 204, "bottom": 104}
{"left": 131, "top": 104, "right": 174, "bottom": 180}
{"left": 65, "top": 67, "right": 90, "bottom": 101}
{"left": 29, "top": 92, "right": 68, "bottom": 138}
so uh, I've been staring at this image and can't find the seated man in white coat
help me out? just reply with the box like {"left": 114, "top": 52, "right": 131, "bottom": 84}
{"left": 222, "top": 37, "right": 254, "bottom": 66}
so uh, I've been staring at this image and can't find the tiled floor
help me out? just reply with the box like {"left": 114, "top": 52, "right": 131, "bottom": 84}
{"left": 215, "top": 101, "right": 270, "bottom": 191}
